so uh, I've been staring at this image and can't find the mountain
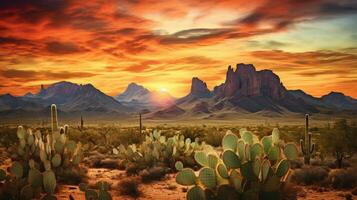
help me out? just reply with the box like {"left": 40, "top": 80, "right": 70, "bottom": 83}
{"left": 0, "top": 81, "right": 128, "bottom": 113}
{"left": 173, "top": 63, "right": 318, "bottom": 116}
{"left": 115, "top": 83, "right": 175, "bottom": 109}
{"left": 149, "top": 105, "right": 186, "bottom": 118}
{"left": 177, "top": 77, "right": 212, "bottom": 105}
{"left": 321, "top": 92, "right": 357, "bottom": 110}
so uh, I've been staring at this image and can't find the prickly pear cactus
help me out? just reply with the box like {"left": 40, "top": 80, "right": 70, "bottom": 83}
{"left": 79, "top": 181, "right": 112, "bottom": 200}
{"left": 176, "top": 128, "right": 299, "bottom": 200}
{"left": 4, "top": 104, "right": 84, "bottom": 199}
{"left": 113, "top": 130, "right": 211, "bottom": 171}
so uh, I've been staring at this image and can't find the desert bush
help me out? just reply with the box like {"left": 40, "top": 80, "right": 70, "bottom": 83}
{"left": 290, "top": 166, "right": 329, "bottom": 185}
{"left": 117, "top": 178, "right": 141, "bottom": 198}
{"left": 139, "top": 166, "right": 169, "bottom": 183}
{"left": 203, "top": 129, "right": 225, "bottom": 147}
{"left": 0, "top": 126, "right": 18, "bottom": 147}
{"left": 176, "top": 128, "right": 300, "bottom": 200}
{"left": 328, "top": 168, "right": 357, "bottom": 189}
{"left": 79, "top": 181, "right": 112, "bottom": 200}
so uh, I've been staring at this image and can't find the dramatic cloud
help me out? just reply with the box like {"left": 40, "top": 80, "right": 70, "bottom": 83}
{"left": 0, "top": 0, "right": 356, "bottom": 97}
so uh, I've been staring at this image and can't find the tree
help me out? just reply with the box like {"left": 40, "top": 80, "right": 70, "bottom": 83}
{"left": 321, "top": 119, "right": 356, "bottom": 168}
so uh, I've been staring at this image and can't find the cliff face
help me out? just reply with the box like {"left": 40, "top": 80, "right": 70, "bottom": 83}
{"left": 217, "top": 63, "right": 287, "bottom": 100}
{"left": 190, "top": 77, "right": 211, "bottom": 98}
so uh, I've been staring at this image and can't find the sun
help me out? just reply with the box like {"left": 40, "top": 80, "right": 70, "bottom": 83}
{"left": 159, "top": 88, "right": 168, "bottom": 92}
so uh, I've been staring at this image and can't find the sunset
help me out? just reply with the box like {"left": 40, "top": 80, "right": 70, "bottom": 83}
{"left": 0, "top": 1, "right": 356, "bottom": 200}
{"left": 0, "top": 0, "right": 356, "bottom": 98}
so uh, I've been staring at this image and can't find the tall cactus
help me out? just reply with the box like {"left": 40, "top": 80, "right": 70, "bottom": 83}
{"left": 300, "top": 114, "right": 315, "bottom": 165}
{"left": 139, "top": 113, "right": 142, "bottom": 134}
{"left": 80, "top": 115, "right": 84, "bottom": 130}
{"left": 51, "top": 104, "right": 58, "bottom": 132}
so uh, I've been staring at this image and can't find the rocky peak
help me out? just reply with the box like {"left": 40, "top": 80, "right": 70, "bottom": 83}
{"left": 190, "top": 77, "right": 211, "bottom": 98}
{"left": 218, "top": 63, "right": 287, "bottom": 100}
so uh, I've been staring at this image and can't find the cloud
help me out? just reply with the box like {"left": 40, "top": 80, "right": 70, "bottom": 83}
{"left": 46, "top": 41, "right": 86, "bottom": 54}
{"left": 0, "top": 69, "right": 99, "bottom": 82}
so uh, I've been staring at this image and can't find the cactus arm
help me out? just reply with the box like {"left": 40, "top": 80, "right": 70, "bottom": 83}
{"left": 310, "top": 143, "right": 315, "bottom": 154}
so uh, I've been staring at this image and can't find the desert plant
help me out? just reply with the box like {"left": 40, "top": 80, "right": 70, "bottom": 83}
{"left": 117, "top": 178, "right": 141, "bottom": 198}
{"left": 300, "top": 114, "right": 315, "bottom": 165}
{"left": 290, "top": 166, "right": 329, "bottom": 185}
{"left": 113, "top": 130, "right": 211, "bottom": 172}
{"left": 79, "top": 181, "right": 112, "bottom": 200}
{"left": 1, "top": 104, "right": 84, "bottom": 199}
{"left": 175, "top": 128, "right": 299, "bottom": 200}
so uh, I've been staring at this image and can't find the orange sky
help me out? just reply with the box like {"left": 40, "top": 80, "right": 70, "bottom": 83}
{"left": 0, "top": 0, "right": 356, "bottom": 98}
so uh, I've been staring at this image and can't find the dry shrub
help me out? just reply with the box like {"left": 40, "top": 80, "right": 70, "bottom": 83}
{"left": 328, "top": 168, "right": 357, "bottom": 189}
{"left": 290, "top": 166, "right": 329, "bottom": 185}
{"left": 117, "top": 178, "right": 142, "bottom": 198}
{"left": 139, "top": 166, "right": 168, "bottom": 183}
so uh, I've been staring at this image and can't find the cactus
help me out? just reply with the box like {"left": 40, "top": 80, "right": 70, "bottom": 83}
{"left": 176, "top": 128, "right": 299, "bottom": 199}
{"left": 300, "top": 114, "right": 315, "bottom": 165}
{"left": 79, "top": 181, "right": 112, "bottom": 200}
{"left": 5, "top": 104, "right": 83, "bottom": 199}
{"left": 139, "top": 113, "right": 142, "bottom": 134}
{"left": 51, "top": 104, "right": 58, "bottom": 132}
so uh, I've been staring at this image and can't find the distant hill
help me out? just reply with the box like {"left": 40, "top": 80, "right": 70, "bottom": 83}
{"left": 1, "top": 63, "right": 356, "bottom": 121}
{"left": 115, "top": 82, "right": 175, "bottom": 110}
{"left": 0, "top": 81, "right": 128, "bottom": 115}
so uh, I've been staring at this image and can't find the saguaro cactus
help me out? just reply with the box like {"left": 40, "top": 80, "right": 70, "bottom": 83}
{"left": 80, "top": 115, "right": 84, "bottom": 130}
{"left": 51, "top": 104, "right": 58, "bottom": 132}
{"left": 300, "top": 114, "right": 315, "bottom": 165}
{"left": 139, "top": 113, "right": 142, "bottom": 134}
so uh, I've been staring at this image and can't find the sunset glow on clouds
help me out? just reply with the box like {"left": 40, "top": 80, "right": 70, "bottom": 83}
{"left": 0, "top": 0, "right": 356, "bottom": 97}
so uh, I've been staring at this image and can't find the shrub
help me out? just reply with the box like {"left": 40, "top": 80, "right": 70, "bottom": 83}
{"left": 328, "top": 168, "right": 357, "bottom": 189}
{"left": 117, "top": 178, "right": 141, "bottom": 198}
{"left": 290, "top": 166, "right": 329, "bottom": 185}
{"left": 140, "top": 166, "right": 168, "bottom": 183}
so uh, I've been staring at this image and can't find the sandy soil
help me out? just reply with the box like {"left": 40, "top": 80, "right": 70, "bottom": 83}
{"left": 55, "top": 168, "right": 355, "bottom": 200}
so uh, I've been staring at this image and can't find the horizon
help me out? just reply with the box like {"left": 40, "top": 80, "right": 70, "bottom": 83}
{"left": 0, "top": 0, "right": 356, "bottom": 98}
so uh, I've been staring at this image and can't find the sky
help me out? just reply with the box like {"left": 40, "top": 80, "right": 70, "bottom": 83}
{"left": 0, "top": 0, "right": 356, "bottom": 98}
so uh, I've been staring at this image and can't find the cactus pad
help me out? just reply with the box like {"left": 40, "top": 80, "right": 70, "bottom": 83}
{"left": 222, "top": 132, "right": 238, "bottom": 151}
{"left": 283, "top": 143, "right": 298, "bottom": 160}
{"left": 237, "top": 140, "right": 245, "bottom": 160}
{"left": 10, "top": 161, "right": 23, "bottom": 179}
{"left": 66, "top": 140, "right": 77, "bottom": 153}
{"left": 17, "top": 126, "right": 25, "bottom": 139}
{"left": 28, "top": 168, "right": 43, "bottom": 188}
{"left": 222, "top": 150, "right": 240, "bottom": 169}
{"left": 272, "top": 128, "right": 280, "bottom": 144}
{"left": 207, "top": 154, "right": 219, "bottom": 169}
{"left": 253, "top": 159, "right": 261, "bottom": 178}
{"left": 176, "top": 168, "right": 196, "bottom": 186}
{"left": 276, "top": 159, "right": 289, "bottom": 177}
{"left": 187, "top": 186, "right": 205, "bottom": 200}
{"left": 194, "top": 151, "right": 208, "bottom": 167}
{"left": 51, "top": 154, "right": 62, "bottom": 168}
{"left": 242, "top": 131, "right": 253, "bottom": 145}
{"left": 261, "top": 136, "right": 272, "bottom": 154}
{"left": 43, "top": 170, "right": 56, "bottom": 194}
{"left": 268, "top": 145, "right": 280, "bottom": 161}
{"left": 217, "top": 185, "right": 239, "bottom": 200}
{"left": 229, "top": 169, "right": 242, "bottom": 191}
{"left": 217, "top": 163, "right": 229, "bottom": 179}
{"left": 199, "top": 167, "right": 217, "bottom": 189}
{"left": 261, "top": 159, "right": 271, "bottom": 182}
{"left": 175, "top": 161, "right": 184, "bottom": 171}
{"left": 250, "top": 143, "right": 263, "bottom": 160}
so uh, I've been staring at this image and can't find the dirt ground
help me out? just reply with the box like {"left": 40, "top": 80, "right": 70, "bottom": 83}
{"left": 55, "top": 168, "right": 356, "bottom": 200}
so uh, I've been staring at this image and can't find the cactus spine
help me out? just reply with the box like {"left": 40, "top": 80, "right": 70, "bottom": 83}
{"left": 300, "top": 114, "right": 315, "bottom": 165}
{"left": 51, "top": 104, "right": 58, "bottom": 132}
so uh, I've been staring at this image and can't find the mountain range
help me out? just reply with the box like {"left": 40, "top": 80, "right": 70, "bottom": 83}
{"left": 1, "top": 63, "right": 356, "bottom": 120}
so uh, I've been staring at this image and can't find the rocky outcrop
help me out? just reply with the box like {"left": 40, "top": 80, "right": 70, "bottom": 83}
{"left": 216, "top": 64, "right": 287, "bottom": 100}
{"left": 190, "top": 77, "right": 211, "bottom": 98}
